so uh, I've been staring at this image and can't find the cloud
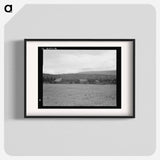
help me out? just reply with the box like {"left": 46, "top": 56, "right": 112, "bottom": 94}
{"left": 43, "top": 49, "right": 116, "bottom": 74}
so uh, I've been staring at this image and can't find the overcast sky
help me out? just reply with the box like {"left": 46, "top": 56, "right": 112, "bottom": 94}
{"left": 43, "top": 49, "right": 116, "bottom": 74}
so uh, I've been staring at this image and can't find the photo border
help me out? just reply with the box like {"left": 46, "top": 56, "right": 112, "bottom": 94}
{"left": 38, "top": 46, "right": 121, "bottom": 109}
{"left": 24, "top": 39, "right": 135, "bottom": 118}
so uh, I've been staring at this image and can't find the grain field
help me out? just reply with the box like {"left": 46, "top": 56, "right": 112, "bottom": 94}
{"left": 43, "top": 84, "right": 116, "bottom": 106}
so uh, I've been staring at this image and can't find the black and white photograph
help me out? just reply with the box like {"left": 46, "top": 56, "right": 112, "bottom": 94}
{"left": 25, "top": 39, "right": 135, "bottom": 117}
{"left": 39, "top": 47, "right": 121, "bottom": 108}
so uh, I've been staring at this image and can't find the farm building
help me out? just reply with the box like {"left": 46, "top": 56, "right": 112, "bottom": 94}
{"left": 54, "top": 78, "right": 62, "bottom": 83}
{"left": 79, "top": 79, "right": 88, "bottom": 84}
{"left": 95, "top": 80, "right": 100, "bottom": 84}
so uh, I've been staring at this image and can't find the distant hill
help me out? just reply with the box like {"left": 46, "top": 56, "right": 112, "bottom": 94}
{"left": 43, "top": 70, "right": 116, "bottom": 84}
{"left": 77, "top": 70, "right": 116, "bottom": 75}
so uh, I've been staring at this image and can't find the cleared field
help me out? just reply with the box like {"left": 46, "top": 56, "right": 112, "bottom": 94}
{"left": 43, "top": 84, "right": 116, "bottom": 106}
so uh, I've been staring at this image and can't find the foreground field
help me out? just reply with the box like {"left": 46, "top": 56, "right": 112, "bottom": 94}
{"left": 43, "top": 84, "right": 116, "bottom": 106}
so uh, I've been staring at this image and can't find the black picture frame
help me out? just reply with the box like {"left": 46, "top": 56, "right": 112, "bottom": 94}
{"left": 24, "top": 39, "right": 135, "bottom": 118}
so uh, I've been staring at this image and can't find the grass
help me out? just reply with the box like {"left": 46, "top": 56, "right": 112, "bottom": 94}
{"left": 43, "top": 84, "right": 116, "bottom": 107}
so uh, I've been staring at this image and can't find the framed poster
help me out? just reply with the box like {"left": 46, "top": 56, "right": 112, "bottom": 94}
{"left": 25, "top": 39, "right": 135, "bottom": 118}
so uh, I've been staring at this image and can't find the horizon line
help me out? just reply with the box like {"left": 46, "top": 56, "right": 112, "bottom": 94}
{"left": 43, "top": 70, "right": 116, "bottom": 75}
